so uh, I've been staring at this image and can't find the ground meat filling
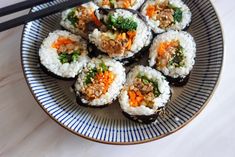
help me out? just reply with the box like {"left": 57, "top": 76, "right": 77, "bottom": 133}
{"left": 101, "top": 36, "right": 127, "bottom": 56}
{"left": 67, "top": 6, "right": 101, "bottom": 34}
{"left": 101, "top": 0, "right": 136, "bottom": 8}
{"left": 156, "top": 40, "right": 185, "bottom": 68}
{"left": 128, "top": 75, "right": 161, "bottom": 109}
{"left": 52, "top": 37, "right": 85, "bottom": 64}
{"left": 81, "top": 63, "right": 115, "bottom": 100}
{"left": 100, "top": 31, "right": 136, "bottom": 56}
{"left": 76, "top": 7, "right": 93, "bottom": 32}
{"left": 157, "top": 8, "right": 174, "bottom": 28}
{"left": 97, "top": 12, "right": 138, "bottom": 57}
{"left": 146, "top": 0, "right": 183, "bottom": 29}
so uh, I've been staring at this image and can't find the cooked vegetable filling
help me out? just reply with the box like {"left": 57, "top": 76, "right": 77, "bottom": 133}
{"left": 52, "top": 37, "right": 84, "bottom": 64}
{"left": 106, "top": 15, "right": 138, "bottom": 32}
{"left": 101, "top": 0, "right": 136, "bottom": 8}
{"left": 99, "top": 14, "right": 138, "bottom": 56}
{"left": 172, "top": 6, "right": 183, "bottom": 23}
{"left": 59, "top": 51, "right": 80, "bottom": 64}
{"left": 67, "top": 8, "right": 78, "bottom": 27}
{"left": 157, "top": 40, "right": 185, "bottom": 68}
{"left": 128, "top": 74, "right": 160, "bottom": 108}
{"left": 100, "top": 30, "right": 137, "bottom": 55}
{"left": 146, "top": 0, "right": 183, "bottom": 29}
{"left": 66, "top": 6, "right": 100, "bottom": 32}
{"left": 82, "top": 62, "right": 115, "bottom": 100}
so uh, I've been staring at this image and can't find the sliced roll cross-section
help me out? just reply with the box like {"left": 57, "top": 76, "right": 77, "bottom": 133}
{"left": 89, "top": 8, "right": 152, "bottom": 60}
{"left": 141, "top": 0, "right": 191, "bottom": 34}
{"left": 119, "top": 66, "right": 171, "bottom": 123}
{"left": 94, "top": 0, "right": 145, "bottom": 10}
{"left": 60, "top": 2, "right": 100, "bottom": 39}
{"left": 149, "top": 30, "right": 196, "bottom": 85}
{"left": 39, "top": 30, "right": 89, "bottom": 79}
{"left": 74, "top": 56, "right": 126, "bottom": 107}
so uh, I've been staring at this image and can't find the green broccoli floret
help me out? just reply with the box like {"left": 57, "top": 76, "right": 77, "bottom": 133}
{"left": 106, "top": 15, "right": 138, "bottom": 32}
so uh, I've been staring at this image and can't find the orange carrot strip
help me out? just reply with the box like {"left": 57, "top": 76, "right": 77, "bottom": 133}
{"left": 95, "top": 71, "right": 115, "bottom": 95}
{"left": 157, "top": 40, "right": 179, "bottom": 57}
{"left": 126, "top": 39, "right": 132, "bottom": 50}
{"left": 123, "top": 1, "right": 131, "bottom": 8}
{"left": 128, "top": 90, "right": 144, "bottom": 107}
{"left": 102, "top": 0, "right": 110, "bottom": 6}
{"left": 127, "top": 31, "right": 136, "bottom": 39}
{"left": 146, "top": 5, "right": 156, "bottom": 18}
{"left": 52, "top": 37, "right": 74, "bottom": 49}
{"left": 92, "top": 12, "right": 102, "bottom": 26}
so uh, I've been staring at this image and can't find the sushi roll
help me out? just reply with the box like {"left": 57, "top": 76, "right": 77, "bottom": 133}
{"left": 119, "top": 66, "right": 171, "bottom": 124}
{"left": 60, "top": 2, "right": 99, "bottom": 39}
{"left": 141, "top": 0, "right": 191, "bottom": 34}
{"left": 93, "top": 0, "right": 145, "bottom": 10}
{"left": 89, "top": 8, "right": 152, "bottom": 60}
{"left": 74, "top": 56, "right": 126, "bottom": 107}
{"left": 39, "top": 30, "right": 89, "bottom": 79}
{"left": 149, "top": 30, "right": 196, "bottom": 85}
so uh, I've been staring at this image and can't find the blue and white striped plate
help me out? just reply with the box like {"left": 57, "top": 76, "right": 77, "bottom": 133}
{"left": 21, "top": 0, "right": 223, "bottom": 144}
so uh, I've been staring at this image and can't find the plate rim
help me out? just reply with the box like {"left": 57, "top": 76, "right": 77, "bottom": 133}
{"left": 20, "top": 0, "right": 224, "bottom": 145}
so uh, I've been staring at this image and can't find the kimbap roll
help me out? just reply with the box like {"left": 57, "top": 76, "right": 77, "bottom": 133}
{"left": 74, "top": 56, "right": 126, "bottom": 107}
{"left": 141, "top": 0, "right": 191, "bottom": 34}
{"left": 149, "top": 30, "right": 196, "bottom": 85}
{"left": 89, "top": 8, "right": 152, "bottom": 60}
{"left": 94, "top": 0, "right": 145, "bottom": 10}
{"left": 39, "top": 30, "right": 89, "bottom": 79}
{"left": 60, "top": 2, "right": 99, "bottom": 39}
{"left": 119, "top": 66, "right": 171, "bottom": 123}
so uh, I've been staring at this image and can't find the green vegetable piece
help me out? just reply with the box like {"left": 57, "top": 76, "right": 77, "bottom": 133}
{"left": 109, "top": 0, "right": 116, "bottom": 8}
{"left": 59, "top": 51, "right": 80, "bottom": 64}
{"left": 59, "top": 53, "right": 69, "bottom": 64}
{"left": 142, "top": 78, "right": 149, "bottom": 84}
{"left": 152, "top": 81, "right": 161, "bottom": 97}
{"left": 71, "top": 51, "right": 80, "bottom": 62}
{"left": 139, "top": 75, "right": 150, "bottom": 84}
{"left": 99, "top": 62, "right": 108, "bottom": 72}
{"left": 110, "top": 15, "right": 117, "bottom": 23}
{"left": 107, "top": 15, "right": 117, "bottom": 29}
{"left": 173, "top": 8, "right": 183, "bottom": 23}
{"left": 85, "top": 68, "right": 98, "bottom": 85}
{"left": 137, "top": 73, "right": 161, "bottom": 97}
{"left": 169, "top": 4, "right": 183, "bottom": 23}
{"left": 84, "top": 62, "right": 109, "bottom": 85}
{"left": 106, "top": 15, "right": 137, "bottom": 32}
{"left": 169, "top": 46, "right": 185, "bottom": 67}
{"left": 67, "top": 9, "right": 78, "bottom": 27}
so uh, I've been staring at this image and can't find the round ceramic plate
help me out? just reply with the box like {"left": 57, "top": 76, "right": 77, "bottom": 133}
{"left": 21, "top": 0, "right": 223, "bottom": 144}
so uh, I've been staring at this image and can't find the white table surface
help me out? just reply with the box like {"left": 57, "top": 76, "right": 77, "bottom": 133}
{"left": 0, "top": 0, "right": 234, "bottom": 156}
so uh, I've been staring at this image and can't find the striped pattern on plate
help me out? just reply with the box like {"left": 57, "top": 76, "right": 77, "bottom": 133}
{"left": 21, "top": 0, "right": 223, "bottom": 144}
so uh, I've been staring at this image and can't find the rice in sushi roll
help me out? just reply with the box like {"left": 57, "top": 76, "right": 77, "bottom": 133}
{"left": 141, "top": 0, "right": 191, "bottom": 34}
{"left": 119, "top": 66, "right": 171, "bottom": 123}
{"left": 60, "top": 2, "right": 99, "bottom": 39}
{"left": 149, "top": 30, "right": 196, "bottom": 85}
{"left": 74, "top": 56, "right": 126, "bottom": 107}
{"left": 89, "top": 8, "right": 152, "bottom": 60}
{"left": 39, "top": 30, "right": 89, "bottom": 79}
{"left": 93, "top": 0, "right": 145, "bottom": 10}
